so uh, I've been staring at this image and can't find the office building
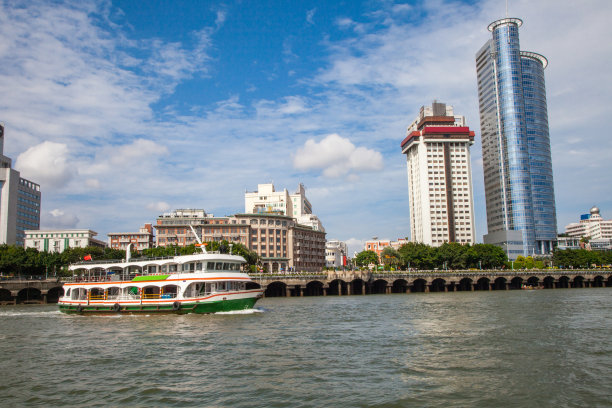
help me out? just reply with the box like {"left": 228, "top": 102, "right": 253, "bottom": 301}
{"left": 401, "top": 102, "right": 476, "bottom": 246}
{"left": 24, "top": 229, "right": 106, "bottom": 252}
{"left": 108, "top": 224, "right": 155, "bottom": 251}
{"left": 0, "top": 124, "right": 41, "bottom": 246}
{"left": 476, "top": 18, "right": 557, "bottom": 258}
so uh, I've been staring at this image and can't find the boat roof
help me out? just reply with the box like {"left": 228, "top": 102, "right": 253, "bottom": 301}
{"left": 69, "top": 252, "right": 246, "bottom": 271}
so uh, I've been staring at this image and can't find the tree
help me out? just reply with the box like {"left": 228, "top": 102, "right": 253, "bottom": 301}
{"left": 398, "top": 243, "right": 436, "bottom": 270}
{"left": 380, "top": 247, "right": 400, "bottom": 270}
{"left": 354, "top": 250, "right": 379, "bottom": 268}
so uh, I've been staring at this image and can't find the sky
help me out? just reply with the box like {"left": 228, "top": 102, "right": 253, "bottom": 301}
{"left": 1, "top": 0, "right": 611, "bottom": 256}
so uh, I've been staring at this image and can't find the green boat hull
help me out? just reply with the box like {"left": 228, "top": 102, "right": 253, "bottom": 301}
{"left": 59, "top": 297, "right": 259, "bottom": 315}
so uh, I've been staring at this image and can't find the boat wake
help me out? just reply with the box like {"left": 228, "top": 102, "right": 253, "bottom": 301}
{"left": 215, "top": 308, "right": 265, "bottom": 315}
{"left": 0, "top": 310, "right": 63, "bottom": 317}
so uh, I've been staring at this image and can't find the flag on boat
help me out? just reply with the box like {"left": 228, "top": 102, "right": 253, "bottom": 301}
{"left": 83, "top": 254, "right": 92, "bottom": 261}
{"left": 195, "top": 243, "right": 207, "bottom": 247}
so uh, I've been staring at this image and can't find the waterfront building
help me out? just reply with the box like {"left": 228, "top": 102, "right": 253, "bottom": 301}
{"left": 401, "top": 101, "right": 476, "bottom": 246}
{"left": 0, "top": 124, "right": 41, "bottom": 247}
{"left": 476, "top": 18, "right": 557, "bottom": 258}
{"left": 326, "top": 240, "right": 348, "bottom": 269}
{"left": 155, "top": 208, "right": 325, "bottom": 272}
{"left": 564, "top": 207, "right": 612, "bottom": 240}
{"left": 108, "top": 224, "right": 155, "bottom": 251}
{"left": 24, "top": 229, "right": 106, "bottom": 252}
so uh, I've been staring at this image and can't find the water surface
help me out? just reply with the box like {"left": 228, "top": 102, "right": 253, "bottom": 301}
{"left": 2, "top": 289, "right": 611, "bottom": 407}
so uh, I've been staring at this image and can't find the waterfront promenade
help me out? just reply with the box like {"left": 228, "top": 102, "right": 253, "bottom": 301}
{"left": 1, "top": 269, "right": 610, "bottom": 304}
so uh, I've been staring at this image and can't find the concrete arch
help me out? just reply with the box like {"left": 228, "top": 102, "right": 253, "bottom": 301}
{"left": 607, "top": 276, "right": 612, "bottom": 287}
{"left": 457, "top": 278, "right": 473, "bottom": 291}
{"left": 411, "top": 278, "right": 427, "bottom": 293}
{"left": 304, "top": 281, "right": 324, "bottom": 296}
{"left": 46, "top": 286, "right": 64, "bottom": 303}
{"left": 430, "top": 278, "right": 446, "bottom": 292}
{"left": 17, "top": 287, "right": 42, "bottom": 303}
{"left": 543, "top": 276, "right": 555, "bottom": 289}
{"left": 351, "top": 279, "right": 366, "bottom": 295}
{"left": 392, "top": 279, "right": 408, "bottom": 294}
{"left": 265, "top": 281, "right": 287, "bottom": 297}
{"left": 509, "top": 276, "right": 523, "bottom": 289}
{"left": 593, "top": 276, "right": 605, "bottom": 288}
{"left": 246, "top": 281, "right": 261, "bottom": 290}
{"left": 493, "top": 277, "right": 507, "bottom": 290}
{"left": 328, "top": 279, "right": 347, "bottom": 296}
{"left": 558, "top": 276, "right": 570, "bottom": 289}
{"left": 371, "top": 279, "right": 388, "bottom": 295}
{"left": 475, "top": 277, "right": 490, "bottom": 291}
{"left": 571, "top": 276, "right": 585, "bottom": 288}
{"left": 526, "top": 276, "right": 540, "bottom": 287}
{"left": 0, "top": 288, "right": 13, "bottom": 303}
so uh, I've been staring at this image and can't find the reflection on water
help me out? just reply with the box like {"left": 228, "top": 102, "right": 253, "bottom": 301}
{"left": 1, "top": 289, "right": 612, "bottom": 407}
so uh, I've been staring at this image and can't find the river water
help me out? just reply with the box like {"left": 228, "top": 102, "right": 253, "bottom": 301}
{"left": 1, "top": 289, "right": 611, "bottom": 407}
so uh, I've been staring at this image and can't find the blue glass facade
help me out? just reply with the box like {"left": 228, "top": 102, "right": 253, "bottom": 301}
{"left": 476, "top": 18, "right": 557, "bottom": 256}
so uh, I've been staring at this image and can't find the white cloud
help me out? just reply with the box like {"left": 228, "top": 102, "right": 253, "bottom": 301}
{"left": 147, "top": 201, "right": 171, "bottom": 213}
{"left": 43, "top": 209, "right": 79, "bottom": 229}
{"left": 306, "top": 8, "right": 316, "bottom": 25}
{"left": 293, "top": 134, "right": 383, "bottom": 178}
{"left": 15, "top": 142, "right": 74, "bottom": 189}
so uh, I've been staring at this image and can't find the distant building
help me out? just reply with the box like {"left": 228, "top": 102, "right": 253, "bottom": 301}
{"left": 244, "top": 183, "right": 325, "bottom": 232}
{"left": 0, "top": 124, "right": 41, "bottom": 246}
{"left": 155, "top": 208, "right": 326, "bottom": 272}
{"left": 564, "top": 207, "right": 612, "bottom": 240}
{"left": 326, "top": 240, "right": 347, "bottom": 268}
{"left": 108, "top": 224, "right": 155, "bottom": 251}
{"left": 401, "top": 101, "right": 476, "bottom": 246}
{"left": 24, "top": 229, "right": 106, "bottom": 252}
{"left": 364, "top": 238, "right": 408, "bottom": 261}
{"left": 476, "top": 17, "right": 557, "bottom": 257}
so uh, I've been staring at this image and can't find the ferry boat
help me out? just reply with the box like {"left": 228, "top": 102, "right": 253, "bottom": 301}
{"left": 58, "top": 244, "right": 264, "bottom": 315}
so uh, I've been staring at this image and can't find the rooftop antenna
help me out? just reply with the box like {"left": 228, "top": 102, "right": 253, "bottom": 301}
{"left": 189, "top": 224, "right": 208, "bottom": 254}
{"left": 505, "top": 0, "right": 508, "bottom": 17}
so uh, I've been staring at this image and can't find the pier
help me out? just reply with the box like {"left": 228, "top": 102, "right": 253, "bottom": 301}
{"left": 1, "top": 270, "right": 611, "bottom": 304}
{"left": 250, "top": 270, "right": 612, "bottom": 297}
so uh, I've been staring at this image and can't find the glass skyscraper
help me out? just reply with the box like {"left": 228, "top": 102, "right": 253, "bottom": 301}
{"left": 476, "top": 18, "right": 557, "bottom": 258}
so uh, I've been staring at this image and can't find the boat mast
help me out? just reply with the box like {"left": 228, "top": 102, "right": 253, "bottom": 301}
{"left": 189, "top": 224, "right": 208, "bottom": 254}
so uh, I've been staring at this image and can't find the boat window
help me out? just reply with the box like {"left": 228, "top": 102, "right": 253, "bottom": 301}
{"left": 162, "top": 265, "right": 167, "bottom": 273}
{"left": 215, "top": 262, "right": 223, "bottom": 270}
{"left": 196, "top": 262, "right": 202, "bottom": 271}
{"left": 223, "top": 263, "right": 230, "bottom": 270}
{"left": 65, "top": 288, "right": 71, "bottom": 296}
{"left": 169, "top": 265, "right": 177, "bottom": 272}
{"left": 207, "top": 262, "right": 215, "bottom": 271}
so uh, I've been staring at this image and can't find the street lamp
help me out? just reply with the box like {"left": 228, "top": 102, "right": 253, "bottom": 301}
{"left": 502, "top": 243, "right": 513, "bottom": 270}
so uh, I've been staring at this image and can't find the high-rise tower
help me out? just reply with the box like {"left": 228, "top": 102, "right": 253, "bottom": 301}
{"left": 401, "top": 102, "right": 476, "bottom": 247}
{"left": 476, "top": 18, "right": 557, "bottom": 258}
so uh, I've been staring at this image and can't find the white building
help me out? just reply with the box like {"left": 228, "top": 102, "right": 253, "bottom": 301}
{"left": 565, "top": 207, "right": 612, "bottom": 240}
{"left": 24, "top": 229, "right": 107, "bottom": 252}
{"left": 0, "top": 124, "right": 41, "bottom": 246}
{"left": 245, "top": 183, "right": 324, "bottom": 232}
{"left": 326, "top": 240, "right": 347, "bottom": 268}
{"left": 401, "top": 101, "right": 476, "bottom": 247}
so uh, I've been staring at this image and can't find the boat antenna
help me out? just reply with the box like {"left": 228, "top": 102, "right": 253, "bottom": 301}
{"left": 189, "top": 224, "right": 207, "bottom": 254}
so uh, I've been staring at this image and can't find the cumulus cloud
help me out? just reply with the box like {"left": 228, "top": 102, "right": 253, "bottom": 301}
{"left": 293, "top": 134, "right": 383, "bottom": 178}
{"left": 43, "top": 209, "right": 79, "bottom": 229}
{"left": 15, "top": 142, "right": 74, "bottom": 189}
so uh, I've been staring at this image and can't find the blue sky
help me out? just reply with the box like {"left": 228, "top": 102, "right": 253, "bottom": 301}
{"left": 1, "top": 0, "right": 611, "bottom": 255}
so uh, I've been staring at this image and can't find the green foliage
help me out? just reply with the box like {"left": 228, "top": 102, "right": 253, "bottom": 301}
{"left": 354, "top": 250, "right": 379, "bottom": 267}
{"left": 398, "top": 242, "right": 437, "bottom": 269}
{"left": 380, "top": 247, "right": 400, "bottom": 269}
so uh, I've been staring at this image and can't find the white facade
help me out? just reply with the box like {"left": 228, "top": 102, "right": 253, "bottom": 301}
{"left": 24, "top": 229, "right": 107, "bottom": 252}
{"left": 326, "top": 240, "right": 347, "bottom": 268}
{"left": 565, "top": 207, "right": 612, "bottom": 240}
{"left": 245, "top": 183, "right": 323, "bottom": 232}
{"left": 0, "top": 124, "right": 41, "bottom": 246}
{"left": 401, "top": 102, "right": 476, "bottom": 247}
